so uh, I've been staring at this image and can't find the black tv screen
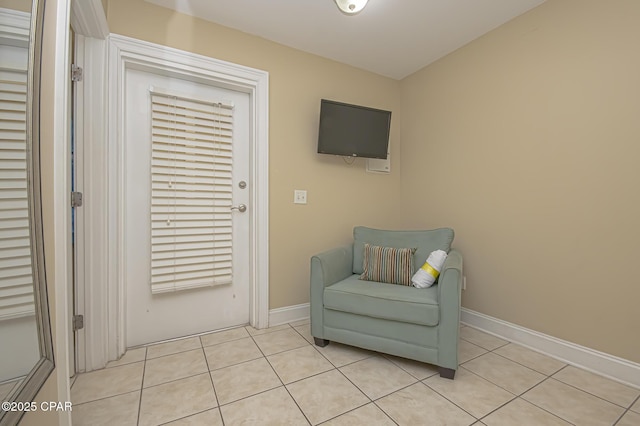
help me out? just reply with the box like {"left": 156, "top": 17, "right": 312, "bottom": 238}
{"left": 317, "top": 99, "right": 391, "bottom": 159}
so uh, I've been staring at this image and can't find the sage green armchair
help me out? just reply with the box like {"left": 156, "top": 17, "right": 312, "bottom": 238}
{"left": 310, "top": 226, "right": 463, "bottom": 379}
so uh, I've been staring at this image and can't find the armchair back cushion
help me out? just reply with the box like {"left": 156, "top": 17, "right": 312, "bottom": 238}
{"left": 353, "top": 226, "right": 455, "bottom": 274}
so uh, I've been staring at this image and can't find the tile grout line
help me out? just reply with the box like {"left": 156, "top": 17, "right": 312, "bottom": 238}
{"left": 457, "top": 360, "right": 544, "bottom": 399}
{"left": 136, "top": 346, "right": 148, "bottom": 426}
{"left": 426, "top": 364, "right": 521, "bottom": 420}
{"left": 260, "top": 324, "right": 313, "bottom": 426}
{"left": 419, "top": 376, "right": 484, "bottom": 422}
{"left": 476, "top": 339, "right": 621, "bottom": 416}
{"left": 488, "top": 344, "right": 567, "bottom": 377}
{"left": 370, "top": 401, "right": 401, "bottom": 426}
{"left": 297, "top": 324, "right": 440, "bottom": 423}
{"left": 612, "top": 394, "right": 640, "bottom": 426}
{"left": 440, "top": 359, "right": 575, "bottom": 425}
{"left": 437, "top": 341, "right": 564, "bottom": 422}
{"left": 202, "top": 331, "right": 299, "bottom": 421}
{"left": 285, "top": 324, "right": 391, "bottom": 424}
{"left": 518, "top": 376, "right": 583, "bottom": 426}
{"left": 546, "top": 369, "right": 638, "bottom": 411}
{"left": 75, "top": 321, "right": 634, "bottom": 425}
{"left": 198, "top": 335, "right": 225, "bottom": 426}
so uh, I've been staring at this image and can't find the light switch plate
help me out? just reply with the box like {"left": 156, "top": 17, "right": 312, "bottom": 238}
{"left": 294, "top": 190, "right": 307, "bottom": 204}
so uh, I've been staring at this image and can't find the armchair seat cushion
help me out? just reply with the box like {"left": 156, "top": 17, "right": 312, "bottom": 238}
{"left": 324, "top": 274, "right": 440, "bottom": 326}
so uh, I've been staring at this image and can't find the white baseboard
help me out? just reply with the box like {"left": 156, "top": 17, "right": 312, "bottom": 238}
{"left": 269, "top": 303, "right": 310, "bottom": 327}
{"left": 461, "top": 308, "right": 640, "bottom": 389}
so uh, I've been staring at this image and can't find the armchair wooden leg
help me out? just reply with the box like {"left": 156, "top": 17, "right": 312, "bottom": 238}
{"left": 314, "top": 337, "right": 330, "bottom": 347}
{"left": 439, "top": 367, "right": 456, "bottom": 379}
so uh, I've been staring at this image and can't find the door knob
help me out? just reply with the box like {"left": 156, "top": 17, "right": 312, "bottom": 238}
{"left": 231, "top": 204, "right": 247, "bottom": 213}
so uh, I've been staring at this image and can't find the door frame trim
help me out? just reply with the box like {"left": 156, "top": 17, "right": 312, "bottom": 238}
{"left": 73, "top": 34, "right": 110, "bottom": 372}
{"left": 95, "top": 34, "right": 269, "bottom": 363}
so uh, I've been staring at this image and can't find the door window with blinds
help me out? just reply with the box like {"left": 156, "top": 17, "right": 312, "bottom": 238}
{"left": 149, "top": 87, "right": 235, "bottom": 294}
{"left": 0, "top": 67, "right": 34, "bottom": 319}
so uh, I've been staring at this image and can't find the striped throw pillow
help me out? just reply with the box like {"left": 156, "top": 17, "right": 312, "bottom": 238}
{"left": 359, "top": 244, "right": 417, "bottom": 286}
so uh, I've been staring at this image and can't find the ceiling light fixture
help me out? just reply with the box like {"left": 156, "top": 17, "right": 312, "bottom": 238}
{"left": 334, "top": 0, "right": 369, "bottom": 15}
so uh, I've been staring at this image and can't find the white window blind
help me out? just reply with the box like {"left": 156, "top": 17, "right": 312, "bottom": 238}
{"left": 150, "top": 87, "right": 235, "bottom": 294}
{"left": 0, "top": 67, "right": 34, "bottom": 320}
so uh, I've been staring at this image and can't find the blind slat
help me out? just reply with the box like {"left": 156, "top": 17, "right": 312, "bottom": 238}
{"left": 150, "top": 89, "right": 235, "bottom": 294}
{"left": 0, "top": 68, "right": 33, "bottom": 320}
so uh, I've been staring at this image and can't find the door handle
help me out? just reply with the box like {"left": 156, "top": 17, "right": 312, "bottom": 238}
{"left": 231, "top": 204, "right": 247, "bottom": 213}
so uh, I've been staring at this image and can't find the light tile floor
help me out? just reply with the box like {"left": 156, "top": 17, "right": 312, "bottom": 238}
{"left": 71, "top": 321, "right": 640, "bottom": 426}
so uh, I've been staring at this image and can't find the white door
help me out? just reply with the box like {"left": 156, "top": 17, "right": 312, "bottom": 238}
{"left": 124, "top": 67, "right": 250, "bottom": 347}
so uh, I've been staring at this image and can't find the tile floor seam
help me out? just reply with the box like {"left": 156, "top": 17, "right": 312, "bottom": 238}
{"left": 520, "top": 376, "right": 594, "bottom": 426}
{"left": 304, "top": 363, "right": 379, "bottom": 423}
{"left": 372, "top": 379, "right": 431, "bottom": 404}
{"left": 136, "top": 356, "right": 147, "bottom": 426}
{"left": 488, "top": 346, "right": 564, "bottom": 376}
{"left": 278, "top": 365, "right": 338, "bottom": 387}
{"left": 218, "top": 382, "right": 283, "bottom": 407}
{"left": 333, "top": 360, "right": 376, "bottom": 404}
{"left": 370, "top": 400, "right": 401, "bottom": 426}
{"left": 476, "top": 395, "right": 578, "bottom": 426}
{"left": 459, "top": 356, "right": 548, "bottom": 398}
{"left": 137, "top": 325, "right": 248, "bottom": 352}
{"left": 278, "top": 382, "right": 313, "bottom": 426}
{"left": 142, "top": 370, "right": 212, "bottom": 392}
{"left": 200, "top": 326, "right": 252, "bottom": 349}
{"left": 206, "top": 355, "right": 264, "bottom": 372}
{"left": 199, "top": 343, "right": 227, "bottom": 422}
{"left": 612, "top": 408, "right": 632, "bottom": 426}
{"left": 156, "top": 408, "right": 215, "bottom": 426}
{"left": 201, "top": 335, "right": 246, "bottom": 349}
{"left": 290, "top": 322, "right": 314, "bottom": 345}
{"left": 547, "top": 375, "right": 637, "bottom": 410}
{"left": 471, "top": 393, "right": 519, "bottom": 424}
{"left": 434, "top": 364, "right": 526, "bottom": 411}
{"left": 308, "top": 342, "right": 341, "bottom": 369}
{"left": 382, "top": 354, "right": 439, "bottom": 381}
{"left": 491, "top": 343, "right": 568, "bottom": 376}
{"left": 338, "top": 357, "right": 421, "bottom": 401}
{"left": 207, "top": 352, "right": 267, "bottom": 375}
{"left": 70, "top": 389, "right": 140, "bottom": 408}
{"left": 420, "top": 378, "right": 484, "bottom": 422}
{"left": 71, "top": 321, "right": 633, "bottom": 426}
{"left": 459, "top": 337, "right": 491, "bottom": 362}
{"left": 259, "top": 343, "right": 313, "bottom": 425}
{"left": 316, "top": 345, "right": 378, "bottom": 369}
{"left": 554, "top": 366, "right": 640, "bottom": 404}
{"left": 460, "top": 327, "right": 510, "bottom": 351}
{"left": 198, "top": 345, "right": 222, "bottom": 411}
{"left": 245, "top": 323, "right": 289, "bottom": 337}
{"left": 313, "top": 400, "right": 374, "bottom": 426}
{"left": 144, "top": 342, "right": 204, "bottom": 362}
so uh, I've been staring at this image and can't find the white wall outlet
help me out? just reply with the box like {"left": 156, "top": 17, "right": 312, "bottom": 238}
{"left": 294, "top": 190, "right": 307, "bottom": 204}
{"left": 463, "top": 276, "right": 467, "bottom": 291}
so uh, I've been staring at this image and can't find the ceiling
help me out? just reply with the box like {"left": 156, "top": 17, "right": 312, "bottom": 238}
{"left": 145, "top": 0, "right": 546, "bottom": 80}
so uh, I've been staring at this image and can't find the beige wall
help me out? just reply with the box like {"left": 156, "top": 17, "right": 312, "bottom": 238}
{"left": 106, "top": 0, "right": 639, "bottom": 364}
{"left": 106, "top": 0, "right": 402, "bottom": 309}
{"left": 400, "top": 0, "right": 640, "bottom": 363}
{"left": 0, "top": 0, "right": 31, "bottom": 13}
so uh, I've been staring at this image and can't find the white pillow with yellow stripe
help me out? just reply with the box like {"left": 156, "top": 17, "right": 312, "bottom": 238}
{"left": 412, "top": 250, "right": 448, "bottom": 288}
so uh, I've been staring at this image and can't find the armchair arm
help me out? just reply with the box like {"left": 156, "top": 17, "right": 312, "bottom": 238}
{"left": 310, "top": 244, "right": 354, "bottom": 338}
{"left": 437, "top": 249, "right": 463, "bottom": 370}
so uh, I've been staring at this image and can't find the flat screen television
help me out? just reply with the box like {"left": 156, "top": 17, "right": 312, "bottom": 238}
{"left": 317, "top": 99, "right": 391, "bottom": 159}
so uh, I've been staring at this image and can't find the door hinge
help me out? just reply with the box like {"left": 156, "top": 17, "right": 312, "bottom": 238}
{"left": 71, "top": 64, "right": 83, "bottom": 82}
{"left": 73, "top": 314, "right": 84, "bottom": 331}
{"left": 71, "top": 191, "right": 83, "bottom": 207}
